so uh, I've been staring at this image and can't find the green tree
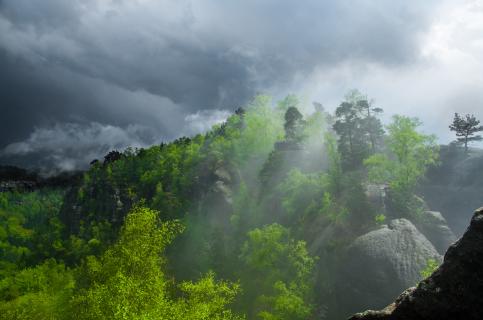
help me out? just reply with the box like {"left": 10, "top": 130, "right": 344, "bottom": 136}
{"left": 71, "top": 206, "right": 242, "bottom": 320}
{"left": 357, "top": 99, "right": 384, "bottom": 153}
{"left": 0, "top": 190, "right": 64, "bottom": 276}
{"left": 449, "top": 113, "right": 483, "bottom": 154}
{"left": 209, "top": 95, "right": 283, "bottom": 167}
{"left": 234, "top": 95, "right": 284, "bottom": 163}
{"left": 277, "top": 169, "right": 327, "bottom": 221}
{"left": 0, "top": 205, "right": 31, "bottom": 276}
{"left": 333, "top": 90, "right": 384, "bottom": 169}
{"left": 239, "top": 224, "right": 315, "bottom": 320}
{"left": 0, "top": 259, "right": 74, "bottom": 320}
{"left": 364, "top": 115, "right": 439, "bottom": 213}
{"left": 284, "top": 107, "right": 305, "bottom": 144}
{"left": 276, "top": 95, "right": 299, "bottom": 113}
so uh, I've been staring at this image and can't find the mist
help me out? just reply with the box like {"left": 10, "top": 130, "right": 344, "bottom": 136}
{"left": 1, "top": 1, "right": 483, "bottom": 320}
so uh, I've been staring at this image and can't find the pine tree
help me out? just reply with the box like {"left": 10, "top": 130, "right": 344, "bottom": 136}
{"left": 333, "top": 91, "right": 384, "bottom": 170}
{"left": 284, "top": 106, "right": 305, "bottom": 144}
{"left": 357, "top": 99, "right": 384, "bottom": 153}
{"left": 449, "top": 113, "right": 483, "bottom": 154}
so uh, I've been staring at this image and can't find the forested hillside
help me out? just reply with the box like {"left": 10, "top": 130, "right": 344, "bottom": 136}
{"left": 0, "top": 92, "right": 472, "bottom": 319}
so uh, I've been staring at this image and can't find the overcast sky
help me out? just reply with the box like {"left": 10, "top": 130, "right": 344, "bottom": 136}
{"left": 1, "top": 0, "right": 482, "bottom": 171}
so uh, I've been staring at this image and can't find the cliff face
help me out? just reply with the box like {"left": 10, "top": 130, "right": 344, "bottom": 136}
{"left": 0, "top": 165, "right": 82, "bottom": 192}
{"left": 349, "top": 207, "right": 483, "bottom": 320}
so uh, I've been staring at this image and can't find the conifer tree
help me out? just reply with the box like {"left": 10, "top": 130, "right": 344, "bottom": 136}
{"left": 333, "top": 90, "right": 384, "bottom": 170}
{"left": 449, "top": 113, "right": 483, "bottom": 153}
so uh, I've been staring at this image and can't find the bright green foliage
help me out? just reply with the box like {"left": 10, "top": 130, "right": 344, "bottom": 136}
{"left": 175, "top": 272, "right": 243, "bottom": 320}
{"left": 71, "top": 206, "right": 242, "bottom": 320}
{"left": 0, "top": 259, "right": 74, "bottom": 320}
{"left": 257, "top": 281, "right": 311, "bottom": 320}
{"left": 374, "top": 214, "right": 386, "bottom": 225}
{"left": 66, "top": 95, "right": 283, "bottom": 248}
{"left": 0, "top": 91, "right": 447, "bottom": 320}
{"left": 420, "top": 258, "right": 440, "bottom": 279}
{"left": 240, "top": 224, "right": 315, "bottom": 320}
{"left": 70, "top": 206, "right": 181, "bottom": 319}
{"left": 234, "top": 95, "right": 284, "bottom": 163}
{"left": 210, "top": 95, "right": 284, "bottom": 167}
{"left": 364, "top": 115, "right": 439, "bottom": 212}
{"left": 275, "top": 167, "right": 350, "bottom": 226}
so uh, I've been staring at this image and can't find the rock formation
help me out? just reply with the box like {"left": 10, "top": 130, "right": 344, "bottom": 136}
{"left": 349, "top": 207, "right": 483, "bottom": 320}
{"left": 337, "top": 219, "right": 441, "bottom": 316}
{"left": 414, "top": 211, "right": 457, "bottom": 255}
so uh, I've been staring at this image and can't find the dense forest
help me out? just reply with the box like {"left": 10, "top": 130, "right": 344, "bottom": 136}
{"left": 1, "top": 91, "right": 482, "bottom": 319}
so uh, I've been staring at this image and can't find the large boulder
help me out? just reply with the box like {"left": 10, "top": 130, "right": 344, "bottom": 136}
{"left": 336, "top": 219, "right": 441, "bottom": 317}
{"left": 349, "top": 207, "right": 483, "bottom": 320}
{"left": 414, "top": 211, "right": 457, "bottom": 255}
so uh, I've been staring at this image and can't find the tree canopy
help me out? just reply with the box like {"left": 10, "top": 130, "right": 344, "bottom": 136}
{"left": 0, "top": 91, "right": 445, "bottom": 320}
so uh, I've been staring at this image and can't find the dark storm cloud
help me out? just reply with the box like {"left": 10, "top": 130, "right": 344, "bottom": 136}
{"left": 0, "top": 0, "right": 442, "bottom": 170}
{"left": 0, "top": 48, "right": 184, "bottom": 146}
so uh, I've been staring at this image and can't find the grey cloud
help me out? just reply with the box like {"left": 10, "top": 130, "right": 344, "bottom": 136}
{"left": 0, "top": 49, "right": 185, "bottom": 146}
{"left": 0, "top": 0, "right": 439, "bottom": 105}
{"left": 183, "top": 109, "right": 232, "bottom": 136}
{"left": 0, "top": 0, "right": 445, "bottom": 170}
{"left": 1, "top": 122, "right": 154, "bottom": 173}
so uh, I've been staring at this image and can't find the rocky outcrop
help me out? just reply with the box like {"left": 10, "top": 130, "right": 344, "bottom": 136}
{"left": 198, "top": 163, "right": 239, "bottom": 227}
{"left": 0, "top": 165, "right": 82, "bottom": 193}
{"left": 337, "top": 219, "right": 441, "bottom": 316}
{"left": 365, "top": 183, "right": 388, "bottom": 214}
{"left": 414, "top": 211, "right": 457, "bottom": 255}
{"left": 349, "top": 207, "right": 483, "bottom": 320}
{"left": 213, "top": 167, "right": 233, "bottom": 205}
{"left": 364, "top": 181, "right": 456, "bottom": 254}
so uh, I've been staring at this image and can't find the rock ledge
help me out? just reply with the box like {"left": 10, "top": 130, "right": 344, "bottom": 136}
{"left": 349, "top": 207, "right": 483, "bottom": 320}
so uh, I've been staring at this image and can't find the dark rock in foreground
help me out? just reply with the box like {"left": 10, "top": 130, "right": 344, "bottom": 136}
{"left": 349, "top": 207, "right": 483, "bottom": 320}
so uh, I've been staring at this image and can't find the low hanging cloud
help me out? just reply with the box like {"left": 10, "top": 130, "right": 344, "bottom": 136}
{"left": 1, "top": 122, "right": 155, "bottom": 173}
{"left": 184, "top": 109, "right": 232, "bottom": 135}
